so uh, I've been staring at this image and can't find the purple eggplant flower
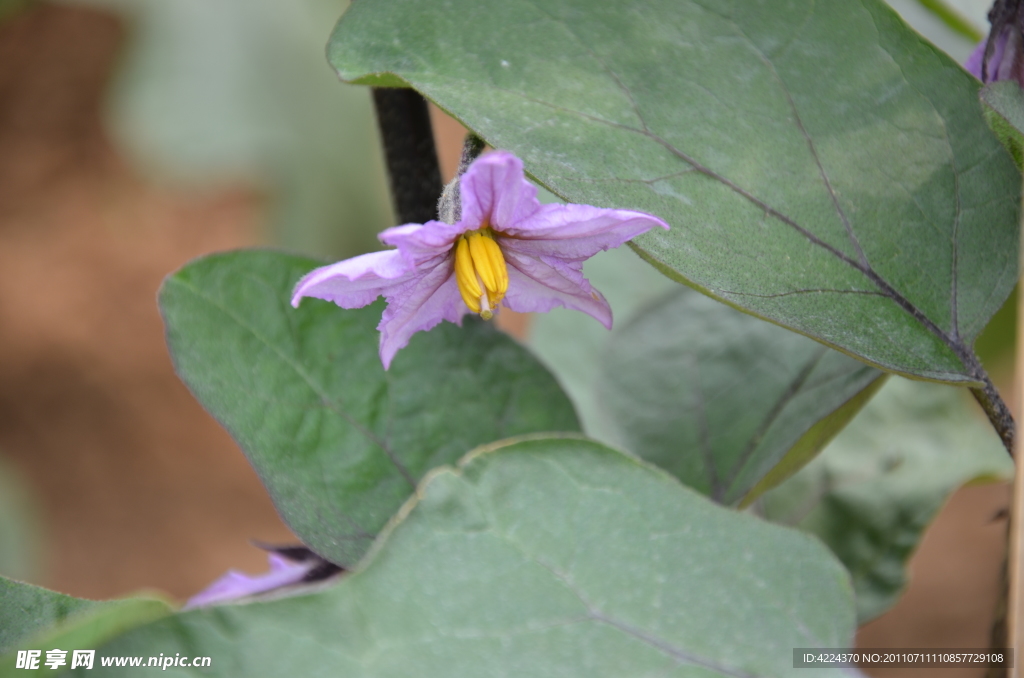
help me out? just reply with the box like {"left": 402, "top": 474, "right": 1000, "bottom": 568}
{"left": 291, "top": 150, "right": 669, "bottom": 368}
{"left": 184, "top": 550, "right": 342, "bottom": 609}
{"left": 184, "top": 553, "right": 312, "bottom": 608}
{"left": 967, "top": 2, "right": 1024, "bottom": 86}
{"left": 967, "top": 29, "right": 1024, "bottom": 84}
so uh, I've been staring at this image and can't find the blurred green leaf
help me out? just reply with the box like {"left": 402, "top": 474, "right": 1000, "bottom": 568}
{"left": 599, "top": 288, "right": 885, "bottom": 506}
{"left": 0, "top": 457, "right": 41, "bottom": 583}
{"left": 0, "top": 577, "right": 170, "bottom": 661}
{"left": 0, "top": 578, "right": 102, "bottom": 654}
{"left": 75, "top": 437, "right": 854, "bottom": 678}
{"left": 159, "top": 250, "right": 579, "bottom": 567}
{"left": 911, "top": 0, "right": 983, "bottom": 42}
{"left": 981, "top": 81, "right": 1024, "bottom": 171}
{"left": 0, "top": 0, "right": 30, "bottom": 23}
{"left": 69, "top": 0, "right": 393, "bottom": 258}
{"left": 974, "top": 283, "right": 1016, "bottom": 375}
{"left": 881, "top": 0, "right": 979, "bottom": 64}
{"left": 329, "top": 0, "right": 1019, "bottom": 384}
{"left": 530, "top": 249, "right": 884, "bottom": 507}
{"left": 758, "top": 377, "right": 1013, "bottom": 622}
{"left": 528, "top": 246, "right": 678, "bottom": 443}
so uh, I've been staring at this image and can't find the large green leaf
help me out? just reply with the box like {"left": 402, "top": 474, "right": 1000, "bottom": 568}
{"left": 74, "top": 437, "right": 854, "bottom": 677}
{"left": 0, "top": 577, "right": 170, "bottom": 660}
{"left": 328, "top": 0, "right": 1020, "bottom": 384}
{"left": 528, "top": 248, "right": 884, "bottom": 507}
{"left": 159, "top": 250, "right": 579, "bottom": 567}
{"left": 600, "top": 288, "right": 885, "bottom": 506}
{"left": 758, "top": 377, "right": 1014, "bottom": 622}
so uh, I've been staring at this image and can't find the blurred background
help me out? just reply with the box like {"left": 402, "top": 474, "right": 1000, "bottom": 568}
{"left": 0, "top": 0, "right": 1014, "bottom": 675}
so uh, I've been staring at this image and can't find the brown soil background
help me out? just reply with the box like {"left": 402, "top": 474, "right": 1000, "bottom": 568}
{"left": 0, "top": 5, "right": 1012, "bottom": 676}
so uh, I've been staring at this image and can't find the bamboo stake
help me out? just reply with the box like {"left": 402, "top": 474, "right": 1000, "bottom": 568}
{"left": 1008, "top": 175, "right": 1024, "bottom": 677}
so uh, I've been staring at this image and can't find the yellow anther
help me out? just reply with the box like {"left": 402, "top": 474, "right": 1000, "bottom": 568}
{"left": 454, "top": 237, "right": 482, "bottom": 314}
{"left": 454, "top": 229, "right": 509, "bottom": 320}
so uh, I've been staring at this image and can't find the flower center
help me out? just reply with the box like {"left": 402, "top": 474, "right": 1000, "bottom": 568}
{"left": 454, "top": 228, "right": 508, "bottom": 320}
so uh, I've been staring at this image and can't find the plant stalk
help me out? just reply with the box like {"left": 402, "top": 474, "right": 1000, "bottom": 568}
{"left": 371, "top": 87, "right": 443, "bottom": 225}
{"left": 973, "top": 374, "right": 1017, "bottom": 457}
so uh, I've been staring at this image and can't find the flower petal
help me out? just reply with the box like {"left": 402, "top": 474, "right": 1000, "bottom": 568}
{"left": 966, "top": 29, "right": 1013, "bottom": 83}
{"left": 378, "top": 258, "right": 467, "bottom": 368}
{"left": 291, "top": 249, "right": 421, "bottom": 309}
{"left": 965, "top": 38, "right": 987, "bottom": 80}
{"left": 380, "top": 221, "right": 466, "bottom": 266}
{"left": 502, "top": 249, "right": 612, "bottom": 328}
{"left": 498, "top": 203, "right": 669, "bottom": 261}
{"left": 459, "top": 151, "right": 541, "bottom": 231}
{"left": 184, "top": 554, "right": 315, "bottom": 609}
{"left": 995, "top": 30, "right": 1020, "bottom": 83}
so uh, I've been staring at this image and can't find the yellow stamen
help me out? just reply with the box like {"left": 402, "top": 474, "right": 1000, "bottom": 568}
{"left": 454, "top": 229, "right": 508, "bottom": 320}
{"left": 454, "top": 237, "right": 482, "bottom": 313}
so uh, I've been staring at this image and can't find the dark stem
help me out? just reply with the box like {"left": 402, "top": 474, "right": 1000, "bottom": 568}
{"left": 371, "top": 88, "right": 443, "bottom": 224}
{"left": 970, "top": 371, "right": 1015, "bottom": 457}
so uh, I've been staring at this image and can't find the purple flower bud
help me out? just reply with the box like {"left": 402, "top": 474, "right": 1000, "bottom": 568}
{"left": 184, "top": 548, "right": 343, "bottom": 609}
{"left": 966, "top": 2, "right": 1024, "bottom": 86}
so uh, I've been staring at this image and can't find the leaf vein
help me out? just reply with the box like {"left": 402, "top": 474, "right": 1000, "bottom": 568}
{"left": 170, "top": 275, "right": 417, "bottom": 490}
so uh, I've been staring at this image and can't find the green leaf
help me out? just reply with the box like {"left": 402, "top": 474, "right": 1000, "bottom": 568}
{"left": 758, "top": 377, "right": 1014, "bottom": 622}
{"left": 981, "top": 81, "right": 1024, "bottom": 172}
{"left": 0, "top": 456, "right": 41, "bottom": 582}
{"left": 328, "top": 0, "right": 1020, "bottom": 384}
{"left": 159, "top": 250, "right": 579, "bottom": 567}
{"left": 599, "top": 287, "right": 885, "bottom": 506}
{"left": 0, "top": 577, "right": 170, "bottom": 662}
{"left": 74, "top": 0, "right": 393, "bottom": 258}
{"left": 528, "top": 247, "right": 680, "bottom": 444}
{"left": 529, "top": 250, "right": 883, "bottom": 506}
{"left": 0, "top": 578, "right": 103, "bottom": 654}
{"left": 76, "top": 437, "right": 854, "bottom": 677}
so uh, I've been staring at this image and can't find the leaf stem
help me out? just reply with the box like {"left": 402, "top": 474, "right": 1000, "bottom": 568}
{"left": 371, "top": 88, "right": 443, "bottom": 225}
{"left": 914, "top": 0, "right": 985, "bottom": 42}
{"left": 970, "top": 370, "right": 1015, "bottom": 457}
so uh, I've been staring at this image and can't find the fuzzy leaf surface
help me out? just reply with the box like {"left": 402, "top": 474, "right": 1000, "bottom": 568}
{"left": 76, "top": 438, "right": 855, "bottom": 678}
